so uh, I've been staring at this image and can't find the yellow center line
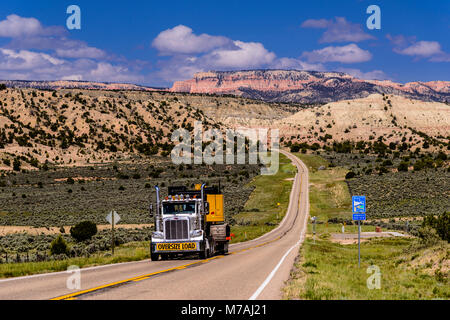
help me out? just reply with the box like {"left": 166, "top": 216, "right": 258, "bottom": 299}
{"left": 52, "top": 154, "right": 303, "bottom": 301}
{"left": 132, "top": 277, "right": 150, "bottom": 282}
{"left": 51, "top": 235, "right": 283, "bottom": 300}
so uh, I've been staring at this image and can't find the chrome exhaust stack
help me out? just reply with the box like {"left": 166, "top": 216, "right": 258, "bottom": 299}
{"left": 155, "top": 185, "right": 161, "bottom": 232}
{"left": 200, "top": 183, "right": 206, "bottom": 213}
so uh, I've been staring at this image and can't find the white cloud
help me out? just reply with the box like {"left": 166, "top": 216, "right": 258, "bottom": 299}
{"left": 151, "top": 26, "right": 277, "bottom": 81}
{"left": 388, "top": 35, "right": 450, "bottom": 62}
{"left": 152, "top": 25, "right": 234, "bottom": 55}
{"left": 56, "top": 47, "right": 106, "bottom": 59}
{"left": 0, "top": 14, "right": 146, "bottom": 83}
{"left": 0, "top": 48, "right": 64, "bottom": 70}
{"left": 396, "top": 41, "right": 443, "bottom": 57}
{"left": 155, "top": 58, "right": 204, "bottom": 82}
{"left": 302, "top": 44, "right": 372, "bottom": 64}
{"left": 301, "top": 19, "right": 329, "bottom": 29}
{"left": 301, "top": 17, "right": 375, "bottom": 43}
{"left": 0, "top": 14, "right": 43, "bottom": 38}
{"left": 0, "top": 14, "right": 108, "bottom": 61}
{"left": 0, "top": 49, "right": 143, "bottom": 83}
{"left": 337, "top": 68, "right": 389, "bottom": 80}
{"left": 269, "top": 57, "right": 326, "bottom": 71}
{"left": 386, "top": 34, "right": 415, "bottom": 48}
{"left": 0, "top": 14, "right": 64, "bottom": 38}
{"left": 61, "top": 74, "right": 83, "bottom": 81}
{"left": 205, "top": 41, "right": 276, "bottom": 68}
{"left": 88, "top": 62, "right": 141, "bottom": 83}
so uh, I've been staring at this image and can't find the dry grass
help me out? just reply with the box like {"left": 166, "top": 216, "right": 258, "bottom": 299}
{"left": 282, "top": 153, "right": 449, "bottom": 300}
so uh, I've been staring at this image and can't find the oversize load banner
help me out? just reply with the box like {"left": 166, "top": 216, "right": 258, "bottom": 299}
{"left": 156, "top": 242, "right": 198, "bottom": 251}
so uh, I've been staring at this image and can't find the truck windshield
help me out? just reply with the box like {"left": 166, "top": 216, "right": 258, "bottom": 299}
{"left": 163, "top": 202, "right": 196, "bottom": 215}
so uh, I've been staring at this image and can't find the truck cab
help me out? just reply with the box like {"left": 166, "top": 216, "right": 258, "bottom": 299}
{"left": 150, "top": 184, "right": 229, "bottom": 261}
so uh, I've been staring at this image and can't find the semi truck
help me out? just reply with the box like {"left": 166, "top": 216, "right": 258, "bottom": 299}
{"left": 149, "top": 183, "right": 230, "bottom": 261}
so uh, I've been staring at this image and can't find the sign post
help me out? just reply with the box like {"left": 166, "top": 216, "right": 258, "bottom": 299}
{"left": 352, "top": 196, "right": 366, "bottom": 267}
{"left": 311, "top": 216, "right": 317, "bottom": 244}
{"left": 106, "top": 210, "right": 121, "bottom": 255}
{"left": 276, "top": 202, "right": 280, "bottom": 220}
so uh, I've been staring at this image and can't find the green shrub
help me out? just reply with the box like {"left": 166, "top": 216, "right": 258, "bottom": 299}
{"left": 50, "top": 235, "right": 69, "bottom": 255}
{"left": 70, "top": 221, "right": 98, "bottom": 242}
{"left": 422, "top": 212, "right": 449, "bottom": 242}
{"left": 290, "top": 144, "right": 300, "bottom": 153}
{"left": 345, "top": 171, "right": 356, "bottom": 179}
{"left": 417, "top": 226, "right": 441, "bottom": 247}
{"left": 13, "top": 158, "right": 21, "bottom": 171}
{"left": 398, "top": 161, "right": 409, "bottom": 172}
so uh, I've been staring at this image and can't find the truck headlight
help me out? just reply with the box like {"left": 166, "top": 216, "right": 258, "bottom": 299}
{"left": 190, "top": 230, "right": 203, "bottom": 237}
{"left": 152, "top": 231, "right": 164, "bottom": 239}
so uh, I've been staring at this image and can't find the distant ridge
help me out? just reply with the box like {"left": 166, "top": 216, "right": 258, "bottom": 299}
{"left": 0, "top": 80, "right": 165, "bottom": 92}
{"left": 170, "top": 69, "right": 450, "bottom": 104}
{"left": 2, "top": 70, "right": 450, "bottom": 104}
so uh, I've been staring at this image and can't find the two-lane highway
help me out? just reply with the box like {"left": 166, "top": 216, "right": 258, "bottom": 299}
{"left": 0, "top": 150, "right": 309, "bottom": 300}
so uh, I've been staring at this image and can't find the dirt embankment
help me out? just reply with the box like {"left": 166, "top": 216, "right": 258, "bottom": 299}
{"left": 0, "top": 224, "right": 153, "bottom": 236}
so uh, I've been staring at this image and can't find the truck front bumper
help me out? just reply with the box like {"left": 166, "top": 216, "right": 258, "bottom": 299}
{"left": 151, "top": 240, "right": 203, "bottom": 253}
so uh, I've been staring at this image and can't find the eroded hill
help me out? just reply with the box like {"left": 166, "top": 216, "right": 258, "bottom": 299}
{"left": 0, "top": 87, "right": 448, "bottom": 171}
{"left": 0, "top": 89, "right": 225, "bottom": 169}
{"left": 275, "top": 94, "right": 450, "bottom": 150}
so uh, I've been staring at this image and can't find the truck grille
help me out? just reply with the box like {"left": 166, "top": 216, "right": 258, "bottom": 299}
{"left": 164, "top": 219, "right": 189, "bottom": 240}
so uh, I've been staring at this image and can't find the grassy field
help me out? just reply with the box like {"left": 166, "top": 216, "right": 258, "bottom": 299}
{"left": 322, "top": 152, "right": 450, "bottom": 219}
{"left": 0, "top": 152, "right": 296, "bottom": 277}
{"left": 0, "top": 160, "right": 258, "bottom": 226}
{"left": 0, "top": 241, "right": 149, "bottom": 278}
{"left": 230, "top": 153, "right": 296, "bottom": 243}
{"left": 283, "top": 153, "right": 449, "bottom": 300}
{"left": 284, "top": 237, "right": 449, "bottom": 299}
{"left": 295, "top": 153, "right": 352, "bottom": 222}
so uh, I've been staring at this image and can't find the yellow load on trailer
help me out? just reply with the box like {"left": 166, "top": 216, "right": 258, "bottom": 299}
{"left": 206, "top": 194, "right": 224, "bottom": 223}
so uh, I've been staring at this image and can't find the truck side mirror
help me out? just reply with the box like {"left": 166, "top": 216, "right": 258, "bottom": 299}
{"left": 149, "top": 203, "right": 153, "bottom": 217}
{"left": 204, "top": 202, "right": 209, "bottom": 214}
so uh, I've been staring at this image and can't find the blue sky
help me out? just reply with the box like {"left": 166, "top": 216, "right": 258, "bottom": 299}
{"left": 0, "top": 0, "right": 448, "bottom": 86}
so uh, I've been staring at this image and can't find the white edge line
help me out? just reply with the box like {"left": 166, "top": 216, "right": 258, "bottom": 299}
{"left": 249, "top": 209, "right": 308, "bottom": 300}
{"left": 0, "top": 151, "right": 300, "bottom": 283}
{"left": 0, "top": 258, "right": 152, "bottom": 283}
{"left": 248, "top": 155, "right": 309, "bottom": 300}
{"left": 230, "top": 150, "right": 299, "bottom": 248}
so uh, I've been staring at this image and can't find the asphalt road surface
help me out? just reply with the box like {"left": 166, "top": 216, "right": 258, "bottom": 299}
{"left": 0, "top": 150, "right": 309, "bottom": 300}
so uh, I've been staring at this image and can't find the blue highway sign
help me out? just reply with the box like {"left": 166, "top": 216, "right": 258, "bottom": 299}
{"left": 352, "top": 213, "right": 366, "bottom": 221}
{"left": 352, "top": 196, "right": 366, "bottom": 213}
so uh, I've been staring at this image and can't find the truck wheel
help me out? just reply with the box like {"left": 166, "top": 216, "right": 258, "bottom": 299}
{"left": 223, "top": 243, "right": 229, "bottom": 255}
{"left": 150, "top": 252, "right": 159, "bottom": 261}
{"left": 199, "top": 240, "right": 209, "bottom": 259}
{"left": 217, "top": 243, "right": 228, "bottom": 255}
{"left": 160, "top": 253, "right": 169, "bottom": 260}
{"left": 199, "top": 247, "right": 209, "bottom": 259}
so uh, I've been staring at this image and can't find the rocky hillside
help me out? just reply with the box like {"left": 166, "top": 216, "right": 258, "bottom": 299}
{"left": 274, "top": 94, "right": 450, "bottom": 149}
{"left": 0, "top": 88, "right": 224, "bottom": 170}
{"left": 170, "top": 70, "right": 450, "bottom": 104}
{"left": 0, "top": 85, "right": 448, "bottom": 171}
{"left": 0, "top": 80, "right": 160, "bottom": 92}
